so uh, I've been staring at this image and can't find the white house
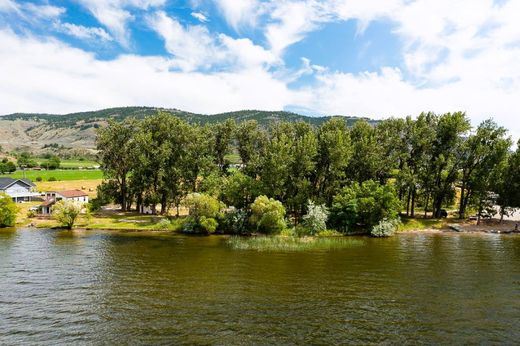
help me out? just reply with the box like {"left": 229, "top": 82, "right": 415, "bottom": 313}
{"left": 0, "top": 178, "right": 39, "bottom": 202}
{"left": 39, "top": 190, "right": 89, "bottom": 215}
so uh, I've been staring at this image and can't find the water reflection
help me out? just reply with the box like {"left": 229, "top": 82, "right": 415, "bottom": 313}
{"left": 1, "top": 229, "right": 520, "bottom": 344}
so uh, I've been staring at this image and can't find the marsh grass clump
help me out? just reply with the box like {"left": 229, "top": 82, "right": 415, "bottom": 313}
{"left": 227, "top": 235, "right": 363, "bottom": 252}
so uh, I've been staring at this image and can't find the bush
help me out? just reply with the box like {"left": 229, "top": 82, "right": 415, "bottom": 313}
{"left": 0, "top": 193, "right": 18, "bottom": 227}
{"left": 35, "top": 176, "right": 43, "bottom": 182}
{"left": 329, "top": 180, "right": 401, "bottom": 233}
{"left": 316, "top": 229, "right": 343, "bottom": 237}
{"left": 48, "top": 177, "right": 57, "bottom": 182}
{"left": 250, "top": 195, "right": 286, "bottom": 234}
{"left": 220, "top": 209, "right": 249, "bottom": 234}
{"left": 153, "top": 218, "right": 174, "bottom": 231}
{"left": 302, "top": 200, "right": 329, "bottom": 235}
{"left": 182, "top": 193, "right": 224, "bottom": 234}
{"left": 52, "top": 200, "right": 82, "bottom": 229}
{"left": 199, "top": 216, "right": 218, "bottom": 233}
{"left": 370, "top": 219, "right": 401, "bottom": 238}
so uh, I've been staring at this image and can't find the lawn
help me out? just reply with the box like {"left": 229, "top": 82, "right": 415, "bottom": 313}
{"left": 56, "top": 159, "right": 99, "bottom": 169}
{"left": 1, "top": 169, "right": 103, "bottom": 181}
{"left": 399, "top": 217, "right": 454, "bottom": 232}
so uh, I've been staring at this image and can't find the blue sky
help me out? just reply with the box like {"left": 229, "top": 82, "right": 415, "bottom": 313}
{"left": 0, "top": 0, "right": 519, "bottom": 139}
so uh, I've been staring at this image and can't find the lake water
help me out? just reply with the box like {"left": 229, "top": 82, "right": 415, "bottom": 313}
{"left": 1, "top": 229, "right": 520, "bottom": 345}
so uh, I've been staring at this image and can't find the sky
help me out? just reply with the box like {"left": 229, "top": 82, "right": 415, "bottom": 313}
{"left": 0, "top": 0, "right": 519, "bottom": 140}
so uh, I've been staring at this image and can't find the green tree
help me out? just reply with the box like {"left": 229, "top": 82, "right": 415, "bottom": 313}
{"left": 52, "top": 200, "right": 83, "bottom": 229}
{"left": 221, "top": 170, "right": 262, "bottom": 209}
{"left": 493, "top": 140, "right": 520, "bottom": 222}
{"left": 210, "top": 119, "right": 236, "bottom": 173}
{"left": 458, "top": 120, "right": 511, "bottom": 220}
{"left": 96, "top": 118, "right": 137, "bottom": 211}
{"left": 250, "top": 195, "right": 286, "bottom": 233}
{"left": 314, "top": 118, "right": 351, "bottom": 205}
{"left": 0, "top": 193, "right": 18, "bottom": 227}
{"left": 428, "top": 112, "right": 471, "bottom": 218}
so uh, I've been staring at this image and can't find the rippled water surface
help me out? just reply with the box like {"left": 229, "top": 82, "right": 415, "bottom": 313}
{"left": 1, "top": 229, "right": 520, "bottom": 345}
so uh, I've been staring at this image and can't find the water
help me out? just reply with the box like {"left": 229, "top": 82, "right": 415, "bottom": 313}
{"left": 1, "top": 229, "right": 520, "bottom": 345}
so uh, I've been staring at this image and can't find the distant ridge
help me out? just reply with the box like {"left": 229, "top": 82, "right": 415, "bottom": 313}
{"left": 0, "top": 106, "right": 379, "bottom": 152}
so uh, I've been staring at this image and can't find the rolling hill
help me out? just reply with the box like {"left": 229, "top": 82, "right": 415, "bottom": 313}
{"left": 0, "top": 107, "right": 379, "bottom": 153}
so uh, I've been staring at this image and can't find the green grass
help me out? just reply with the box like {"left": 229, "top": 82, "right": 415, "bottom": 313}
{"left": 227, "top": 235, "right": 364, "bottom": 252}
{"left": 399, "top": 217, "right": 451, "bottom": 232}
{"left": 1, "top": 169, "right": 103, "bottom": 181}
{"left": 55, "top": 160, "right": 99, "bottom": 169}
{"left": 224, "top": 153, "right": 241, "bottom": 164}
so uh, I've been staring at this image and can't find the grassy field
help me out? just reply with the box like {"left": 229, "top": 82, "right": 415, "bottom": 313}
{"left": 1, "top": 169, "right": 103, "bottom": 181}
{"left": 56, "top": 159, "right": 99, "bottom": 169}
{"left": 35, "top": 179, "right": 102, "bottom": 196}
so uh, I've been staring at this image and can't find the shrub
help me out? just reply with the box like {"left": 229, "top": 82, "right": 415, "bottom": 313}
{"left": 182, "top": 193, "right": 224, "bottom": 234}
{"left": 279, "top": 228, "right": 297, "bottom": 237}
{"left": 370, "top": 219, "right": 401, "bottom": 238}
{"left": 302, "top": 200, "right": 329, "bottom": 235}
{"left": 48, "top": 177, "right": 57, "bottom": 182}
{"left": 220, "top": 209, "right": 249, "bottom": 234}
{"left": 199, "top": 216, "right": 218, "bottom": 233}
{"left": 52, "top": 200, "right": 82, "bottom": 229}
{"left": 0, "top": 193, "right": 18, "bottom": 227}
{"left": 329, "top": 180, "right": 401, "bottom": 233}
{"left": 35, "top": 176, "right": 43, "bottom": 182}
{"left": 316, "top": 229, "right": 343, "bottom": 237}
{"left": 153, "top": 218, "right": 173, "bottom": 231}
{"left": 250, "top": 195, "right": 286, "bottom": 234}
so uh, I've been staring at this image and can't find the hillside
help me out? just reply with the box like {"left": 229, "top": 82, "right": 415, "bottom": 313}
{"left": 0, "top": 107, "right": 378, "bottom": 152}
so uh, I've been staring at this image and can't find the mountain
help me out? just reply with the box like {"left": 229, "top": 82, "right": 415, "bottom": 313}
{"left": 0, "top": 106, "right": 379, "bottom": 153}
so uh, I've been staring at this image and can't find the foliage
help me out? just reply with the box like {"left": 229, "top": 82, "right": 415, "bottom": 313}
{"left": 250, "top": 195, "right": 286, "bottom": 233}
{"left": 220, "top": 208, "right": 249, "bottom": 234}
{"left": 0, "top": 193, "right": 18, "bottom": 227}
{"left": 182, "top": 193, "right": 224, "bottom": 234}
{"left": 52, "top": 200, "right": 83, "bottom": 229}
{"left": 0, "top": 161, "right": 16, "bottom": 174}
{"left": 329, "top": 180, "right": 401, "bottom": 233}
{"left": 301, "top": 200, "right": 329, "bottom": 235}
{"left": 370, "top": 219, "right": 401, "bottom": 237}
{"left": 316, "top": 229, "right": 343, "bottom": 237}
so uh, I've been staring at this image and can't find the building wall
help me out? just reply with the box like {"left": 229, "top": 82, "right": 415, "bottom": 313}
{"left": 4, "top": 182, "right": 31, "bottom": 195}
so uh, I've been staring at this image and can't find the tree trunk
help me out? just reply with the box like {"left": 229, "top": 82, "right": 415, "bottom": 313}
{"left": 424, "top": 194, "right": 430, "bottom": 218}
{"left": 121, "top": 175, "right": 127, "bottom": 212}
{"left": 160, "top": 192, "right": 167, "bottom": 215}
{"left": 411, "top": 187, "right": 416, "bottom": 217}
{"left": 406, "top": 189, "right": 411, "bottom": 216}
{"left": 459, "top": 179, "right": 466, "bottom": 219}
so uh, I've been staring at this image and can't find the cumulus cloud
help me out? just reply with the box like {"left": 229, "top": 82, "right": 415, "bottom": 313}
{"left": 147, "top": 11, "right": 277, "bottom": 71}
{"left": 0, "top": 29, "right": 291, "bottom": 115}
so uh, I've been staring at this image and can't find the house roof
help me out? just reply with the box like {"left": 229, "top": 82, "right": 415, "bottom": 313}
{"left": 56, "top": 190, "right": 88, "bottom": 198}
{"left": 41, "top": 198, "right": 56, "bottom": 207}
{"left": 0, "top": 177, "right": 35, "bottom": 190}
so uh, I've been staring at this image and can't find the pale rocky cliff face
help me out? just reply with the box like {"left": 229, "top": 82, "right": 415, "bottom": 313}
{"left": 0, "top": 119, "right": 98, "bottom": 153}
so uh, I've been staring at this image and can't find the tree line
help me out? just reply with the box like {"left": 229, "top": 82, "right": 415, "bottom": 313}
{"left": 95, "top": 111, "right": 520, "bottom": 232}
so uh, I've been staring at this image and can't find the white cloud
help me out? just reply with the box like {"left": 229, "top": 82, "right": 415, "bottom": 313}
{"left": 147, "top": 11, "right": 277, "bottom": 71}
{"left": 77, "top": 0, "right": 165, "bottom": 46}
{"left": 191, "top": 12, "right": 208, "bottom": 22}
{"left": 213, "top": 0, "right": 259, "bottom": 30}
{"left": 0, "top": 0, "right": 65, "bottom": 20}
{"left": 55, "top": 22, "right": 113, "bottom": 42}
{"left": 0, "top": 29, "right": 290, "bottom": 116}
